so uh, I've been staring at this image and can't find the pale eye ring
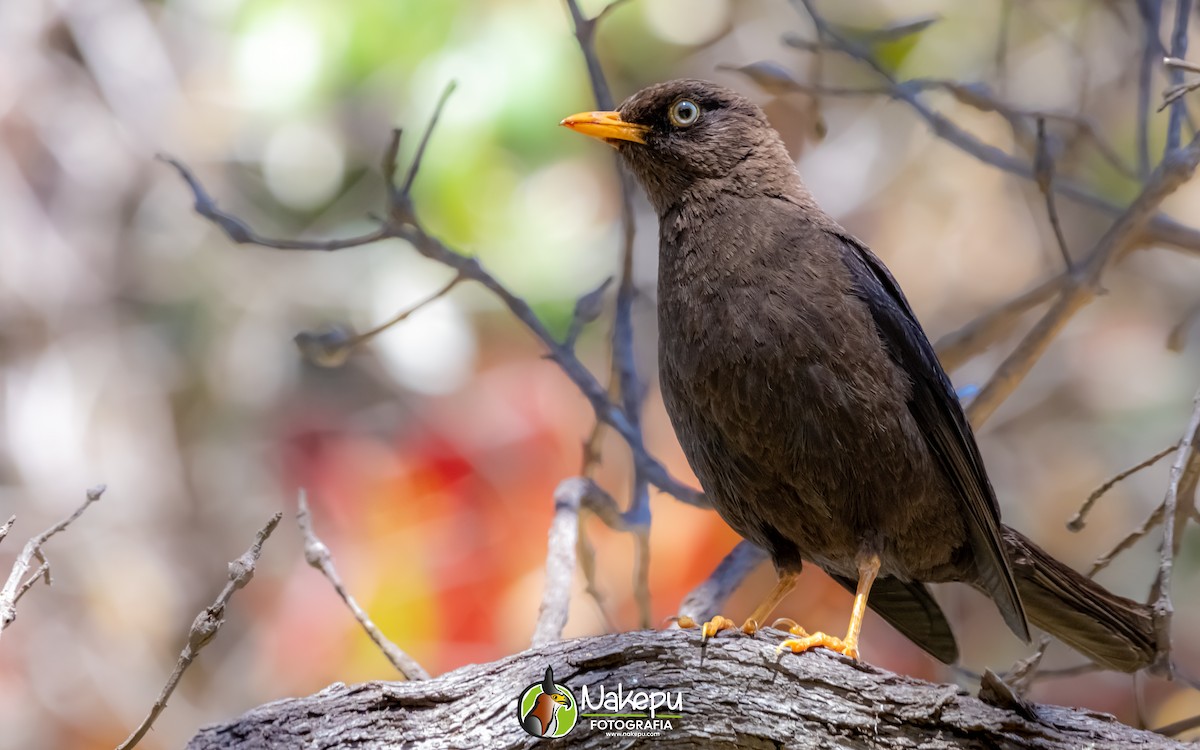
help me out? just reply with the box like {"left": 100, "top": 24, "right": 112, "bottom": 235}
{"left": 669, "top": 98, "right": 700, "bottom": 127}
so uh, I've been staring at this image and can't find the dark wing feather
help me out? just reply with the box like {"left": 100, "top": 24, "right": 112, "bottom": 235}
{"left": 835, "top": 232, "right": 1030, "bottom": 643}
{"left": 830, "top": 573, "right": 959, "bottom": 664}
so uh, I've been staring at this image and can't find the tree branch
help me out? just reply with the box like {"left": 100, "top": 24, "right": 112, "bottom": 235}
{"left": 783, "top": 2, "right": 1200, "bottom": 258}
{"left": 0, "top": 484, "right": 104, "bottom": 641}
{"left": 118, "top": 512, "right": 282, "bottom": 750}
{"left": 160, "top": 152, "right": 704, "bottom": 511}
{"left": 186, "top": 630, "right": 1190, "bottom": 749}
{"left": 1148, "top": 385, "right": 1200, "bottom": 673}
{"left": 296, "top": 491, "right": 428, "bottom": 681}
{"left": 965, "top": 131, "right": 1200, "bottom": 426}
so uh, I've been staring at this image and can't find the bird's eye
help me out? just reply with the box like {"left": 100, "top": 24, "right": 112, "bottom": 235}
{"left": 669, "top": 99, "right": 700, "bottom": 127}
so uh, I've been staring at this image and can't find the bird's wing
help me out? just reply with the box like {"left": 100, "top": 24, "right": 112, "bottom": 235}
{"left": 829, "top": 573, "right": 958, "bottom": 664}
{"left": 835, "top": 232, "right": 1030, "bottom": 643}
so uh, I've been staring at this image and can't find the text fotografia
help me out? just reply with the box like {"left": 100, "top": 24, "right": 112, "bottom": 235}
{"left": 579, "top": 683, "right": 683, "bottom": 737}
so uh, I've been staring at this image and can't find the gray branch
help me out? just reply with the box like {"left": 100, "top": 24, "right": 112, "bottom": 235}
{"left": 186, "top": 630, "right": 1187, "bottom": 749}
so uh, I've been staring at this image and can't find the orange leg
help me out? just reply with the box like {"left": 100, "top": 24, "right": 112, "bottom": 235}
{"left": 676, "top": 571, "right": 800, "bottom": 640}
{"left": 778, "top": 553, "right": 881, "bottom": 660}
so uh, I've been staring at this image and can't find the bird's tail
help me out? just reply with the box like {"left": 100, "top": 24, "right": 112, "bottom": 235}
{"left": 1001, "top": 527, "right": 1160, "bottom": 673}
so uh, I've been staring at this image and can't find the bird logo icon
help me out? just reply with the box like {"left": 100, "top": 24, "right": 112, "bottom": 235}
{"left": 517, "top": 666, "right": 577, "bottom": 738}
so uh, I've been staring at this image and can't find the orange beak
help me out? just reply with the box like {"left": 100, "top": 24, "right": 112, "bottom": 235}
{"left": 559, "top": 110, "right": 648, "bottom": 146}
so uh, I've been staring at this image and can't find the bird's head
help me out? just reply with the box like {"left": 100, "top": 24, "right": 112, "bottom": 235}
{"left": 561, "top": 79, "right": 792, "bottom": 214}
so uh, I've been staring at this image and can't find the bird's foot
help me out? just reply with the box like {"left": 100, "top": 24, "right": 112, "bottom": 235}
{"left": 673, "top": 614, "right": 760, "bottom": 640}
{"left": 772, "top": 618, "right": 859, "bottom": 659}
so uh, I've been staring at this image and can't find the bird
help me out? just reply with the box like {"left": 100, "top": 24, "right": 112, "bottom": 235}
{"left": 560, "top": 79, "right": 1160, "bottom": 672}
{"left": 521, "top": 666, "right": 569, "bottom": 737}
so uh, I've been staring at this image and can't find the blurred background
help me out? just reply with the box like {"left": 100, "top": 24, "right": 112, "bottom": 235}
{"left": 2, "top": 0, "right": 1199, "bottom": 747}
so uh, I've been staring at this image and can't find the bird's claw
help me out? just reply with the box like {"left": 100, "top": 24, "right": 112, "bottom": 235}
{"left": 776, "top": 625, "right": 860, "bottom": 659}
{"left": 701, "top": 615, "right": 737, "bottom": 640}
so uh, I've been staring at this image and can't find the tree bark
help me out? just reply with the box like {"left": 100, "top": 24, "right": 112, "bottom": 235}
{"left": 187, "top": 630, "right": 1183, "bottom": 749}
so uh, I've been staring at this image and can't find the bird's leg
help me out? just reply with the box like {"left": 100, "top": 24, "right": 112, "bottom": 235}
{"left": 778, "top": 553, "right": 881, "bottom": 659}
{"left": 740, "top": 570, "right": 799, "bottom": 635}
{"left": 676, "top": 570, "right": 800, "bottom": 640}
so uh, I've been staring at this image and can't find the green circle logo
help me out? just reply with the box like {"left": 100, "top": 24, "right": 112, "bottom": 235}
{"left": 517, "top": 666, "right": 578, "bottom": 739}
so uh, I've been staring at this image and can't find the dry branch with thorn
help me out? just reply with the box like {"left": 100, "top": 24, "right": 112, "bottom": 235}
{"left": 296, "top": 490, "right": 428, "bottom": 681}
{"left": 0, "top": 484, "right": 104, "bottom": 642}
{"left": 117, "top": 512, "right": 282, "bottom": 750}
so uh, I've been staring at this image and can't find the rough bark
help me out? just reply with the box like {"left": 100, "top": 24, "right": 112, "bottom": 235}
{"left": 187, "top": 630, "right": 1183, "bottom": 749}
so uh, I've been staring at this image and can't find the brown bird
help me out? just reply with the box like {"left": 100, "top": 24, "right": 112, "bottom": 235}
{"left": 561, "top": 79, "right": 1160, "bottom": 671}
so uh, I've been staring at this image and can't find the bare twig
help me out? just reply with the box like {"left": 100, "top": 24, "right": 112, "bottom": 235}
{"left": 1088, "top": 501, "right": 1167, "bottom": 579}
{"left": 726, "top": 64, "right": 1138, "bottom": 181}
{"left": 0, "top": 484, "right": 104, "bottom": 641}
{"left": 0, "top": 516, "right": 14, "bottom": 546}
{"left": 782, "top": 4, "right": 1200, "bottom": 258}
{"left": 995, "top": 0, "right": 1012, "bottom": 92}
{"left": 163, "top": 154, "right": 705, "bottom": 513}
{"left": 1167, "top": 301, "right": 1200, "bottom": 351}
{"left": 1138, "top": 0, "right": 1164, "bottom": 180}
{"left": 296, "top": 490, "right": 427, "bottom": 680}
{"left": 1003, "top": 636, "right": 1053, "bottom": 695}
{"left": 1165, "top": 0, "right": 1192, "bottom": 154}
{"left": 564, "top": 0, "right": 655, "bottom": 628}
{"left": 575, "top": 530, "right": 618, "bottom": 633}
{"left": 398, "top": 82, "right": 457, "bottom": 200}
{"left": 934, "top": 275, "right": 1065, "bottom": 370}
{"left": 788, "top": 1, "right": 1200, "bottom": 426}
{"left": 1148, "top": 386, "right": 1200, "bottom": 673}
{"left": 1067, "top": 443, "right": 1179, "bottom": 532}
{"left": 675, "top": 540, "right": 770, "bottom": 625}
{"left": 1155, "top": 711, "right": 1200, "bottom": 738}
{"left": 117, "top": 512, "right": 282, "bottom": 750}
{"left": 532, "top": 477, "right": 620, "bottom": 647}
{"left": 966, "top": 131, "right": 1200, "bottom": 427}
{"left": 1034, "top": 118, "right": 1073, "bottom": 269}
{"left": 294, "top": 272, "right": 464, "bottom": 368}
{"left": 563, "top": 276, "right": 612, "bottom": 352}
{"left": 159, "top": 156, "right": 389, "bottom": 251}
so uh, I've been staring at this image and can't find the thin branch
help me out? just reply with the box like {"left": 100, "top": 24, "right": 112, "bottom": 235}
{"left": 966, "top": 131, "right": 1200, "bottom": 427}
{"left": 1067, "top": 443, "right": 1179, "bottom": 532}
{"left": 294, "top": 272, "right": 464, "bottom": 368}
{"left": 1148, "top": 385, "right": 1200, "bottom": 673}
{"left": 296, "top": 490, "right": 427, "bottom": 680}
{"left": 0, "top": 516, "right": 14, "bottom": 546}
{"left": 1165, "top": 0, "right": 1192, "bottom": 154}
{"left": 532, "top": 477, "right": 620, "bottom": 647}
{"left": 575, "top": 529, "right": 618, "bottom": 633}
{"left": 158, "top": 156, "right": 389, "bottom": 251}
{"left": 563, "top": 276, "right": 612, "bottom": 352}
{"left": 726, "top": 64, "right": 1138, "bottom": 181}
{"left": 12, "top": 562, "right": 50, "bottom": 605}
{"left": 994, "top": 0, "right": 1012, "bottom": 93}
{"left": 1138, "top": 0, "right": 1164, "bottom": 180}
{"left": 1035, "top": 118, "right": 1073, "bottom": 269}
{"left": 1155, "top": 711, "right": 1200, "bottom": 738}
{"left": 780, "top": 6, "right": 1200, "bottom": 258}
{"left": 117, "top": 512, "right": 282, "bottom": 750}
{"left": 398, "top": 81, "right": 457, "bottom": 200}
{"left": 1167, "top": 300, "right": 1200, "bottom": 351}
{"left": 934, "top": 275, "right": 1065, "bottom": 371}
{"left": 163, "top": 156, "right": 706, "bottom": 512}
{"left": 788, "top": 1, "right": 1200, "bottom": 426}
{"left": 0, "top": 484, "right": 104, "bottom": 641}
{"left": 675, "top": 540, "right": 770, "bottom": 625}
{"left": 564, "top": 0, "right": 655, "bottom": 627}
{"left": 1088, "top": 501, "right": 1167, "bottom": 579}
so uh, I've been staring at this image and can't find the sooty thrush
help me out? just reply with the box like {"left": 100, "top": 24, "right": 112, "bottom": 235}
{"left": 561, "top": 79, "right": 1159, "bottom": 672}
